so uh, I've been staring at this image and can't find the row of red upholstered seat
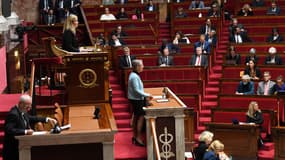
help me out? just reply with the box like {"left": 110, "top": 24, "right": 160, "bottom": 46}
{"left": 211, "top": 108, "right": 276, "bottom": 134}
{"left": 230, "top": 43, "right": 285, "bottom": 52}
{"left": 235, "top": 15, "right": 285, "bottom": 25}
{"left": 135, "top": 54, "right": 191, "bottom": 66}
{"left": 223, "top": 53, "right": 285, "bottom": 65}
{"left": 115, "top": 44, "right": 195, "bottom": 55}
{"left": 222, "top": 65, "right": 285, "bottom": 79}
{"left": 217, "top": 95, "right": 284, "bottom": 122}
{"left": 85, "top": 11, "right": 158, "bottom": 20}
{"left": 83, "top": 3, "right": 159, "bottom": 13}
{"left": 123, "top": 66, "right": 206, "bottom": 82}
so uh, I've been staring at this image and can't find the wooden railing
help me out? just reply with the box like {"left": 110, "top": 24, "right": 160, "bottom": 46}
{"left": 80, "top": 6, "right": 94, "bottom": 45}
{"left": 150, "top": 118, "right": 161, "bottom": 160}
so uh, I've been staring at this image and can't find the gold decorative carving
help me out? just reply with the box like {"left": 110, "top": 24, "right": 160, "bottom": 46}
{"left": 78, "top": 68, "right": 97, "bottom": 88}
{"left": 159, "top": 127, "right": 175, "bottom": 160}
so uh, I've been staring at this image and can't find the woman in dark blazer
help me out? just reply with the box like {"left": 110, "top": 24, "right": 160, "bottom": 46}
{"left": 244, "top": 59, "right": 261, "bottom": 80}
{"left": 62, "top": 14, "right": 80, "bottom": 52}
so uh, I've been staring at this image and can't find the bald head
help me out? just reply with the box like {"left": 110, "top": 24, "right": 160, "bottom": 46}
{"left": 18, "top": 94, "right": 32, "bottom": 113}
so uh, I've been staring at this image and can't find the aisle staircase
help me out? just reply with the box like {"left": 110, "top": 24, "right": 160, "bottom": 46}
{"left": 158, "top": 22, "right": 171, "bottom": 43}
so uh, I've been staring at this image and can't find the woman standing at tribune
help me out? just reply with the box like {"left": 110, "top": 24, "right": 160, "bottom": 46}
{"left": 128, "top": 59, "right": 152, "bottom": 146}
{"left": 62, "top": 14, "right": 80, "bottom": 52}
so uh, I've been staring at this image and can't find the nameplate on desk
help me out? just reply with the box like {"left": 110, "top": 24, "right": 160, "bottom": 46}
{"left": 156, "top": 99, "right": 169, "bottom": 103}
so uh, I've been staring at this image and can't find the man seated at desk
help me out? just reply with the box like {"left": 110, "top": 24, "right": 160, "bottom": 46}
{"left": 3, "top": 95, "right": 57, "bottom": 160}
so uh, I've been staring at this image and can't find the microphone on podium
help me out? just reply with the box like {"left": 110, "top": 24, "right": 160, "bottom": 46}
{"left": 93, "top": 107, "right": 100, "bottom": 119}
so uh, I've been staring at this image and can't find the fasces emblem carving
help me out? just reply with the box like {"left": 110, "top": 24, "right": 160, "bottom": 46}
{"left": 159, "top": 127, "right": 175, "bottom": 159}
{"left": 79, "top": 68, "right": 97, "bottom": 88}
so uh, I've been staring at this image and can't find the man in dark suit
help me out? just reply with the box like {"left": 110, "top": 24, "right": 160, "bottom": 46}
{"left": 158, "top": 47, "right": 174, "bottom": 66}
{"left": 3, "top": 95, "right": 57, "bottom": 160}
{"left": 264, "top": 47, "right": 283, "bottom": 65}
{"left": 229, "top": 27, "right": 251, "bottom": 43}
{"left": 199, "top": 18, "right": 216, "bottom": 36}
{"left": 39, "top": 0, "right": 53, "bottom": 24}
{"left": 111, "top": 25, "right": 127, "bottom": 39}
{"left": 109, "top": 34, "right": 126, "bottom": 47}
{"left": 65, "top": 0, "right": 81, "bottom": 15}
{"left": 116, "top": 0, "right": 128, "bottom": 4}
{"left": 119, "top": 46, "right": 136, "bottom": 69}
{"left": 55, "top": 0, "right": 67, "bottom": 23}
{"left": 190, "top": 47, "right": 208, "bottom": 67}
{"left": 44, "top": 9, "right": 56, "bottom": 25}
{"left": 194, "top": 34, "right": 211, "bottom": 54}
{"left": 267, "top": 1, "right": 281, "bottom": 15}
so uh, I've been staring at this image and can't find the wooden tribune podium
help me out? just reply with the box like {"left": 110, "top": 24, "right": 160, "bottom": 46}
{"left": 63, "top": 52, "right": 109, "bottom": 104}
{"left": 144, "top": 87, "right": 189, "bottom": 160}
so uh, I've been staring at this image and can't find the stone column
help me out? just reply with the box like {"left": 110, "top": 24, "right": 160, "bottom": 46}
{"left": 175, "top": 114, "right": 185, "bottom": 160}
{"left": 103, "top": 141, "right": 114, "bottom": 160}
{"left": 145, "top": 115, "right": 156, "bottom": 160}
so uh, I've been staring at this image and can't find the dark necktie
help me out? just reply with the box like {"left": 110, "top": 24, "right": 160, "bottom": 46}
{"left": 22, "top": 113, "right": 29, "bottom": 129}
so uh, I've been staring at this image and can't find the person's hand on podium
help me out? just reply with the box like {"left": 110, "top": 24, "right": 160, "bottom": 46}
{"left": 47, "top": 117, "right": 57, "bottom": 127}
{"left": 146, "top": 94, "right": 153, "bottom": 101}
{"left": 26, "top": 129, "right": 34, "bottom": 135}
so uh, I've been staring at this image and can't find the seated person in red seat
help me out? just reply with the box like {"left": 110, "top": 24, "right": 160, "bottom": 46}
{"left": 119, "top": 46, "right": 136, "bottom": 69}
{"left": 200, "top": 18, "right": 216, "bottom": 36}
{"left": 132, "top": 8, "right": 144, "bottom": 21}
{"left": 251, "top": 0, "right": 264, "bottom": 7}
{"left": 245, "top": 48, "right": 259, "bottom": 65}
{"left": 225, "top": 45, "right": 241, "bottom": 65}
{"left": 203, "top": 140, "right": 231, "bottom": 160}
{"left": 246, "top": 101, "right": 264, "bottom": 147}
{"left": 264, "top": 46, "right": 283, "bottom": 65}
{"left": 229, "top": 27, "right": 251, "bottom": 43}
{"left": 207, "top": 3, "right": 220, "bottom": 17}
{"left": 238, "top": 3, "right": 254, "bottom": 16}
{"left": 274, "top": 75, "right": 285, "bottom": 94}
{"left": 189, "top": 0, "right": 205, "bottom": 10}
{"left": 109, "top": 34, "right": 126, "bottom": 47}
{"left": 145, "top": 0, "right": 156, "bottom": 12}
{"left": 244, "top": 60, "right": 261, "bottom": 80}
{"left": 158, "top": 47, "right": 174, "bottom": 67}
{"left": 206, "top": 30, "right": 217, "bottom": 47}
{"left": 158, "top": 39, "right": 180, "bottom": 54}
{"left": 44, "top": 9, "right": 56, "bottom": 26}
{"left": 193, "top": 131, "right": 214, "bottom": 160}
{"left": 266, "top": 28, "right": 283, "bottom": 43}
{"left": 175, "top": 7, "right": 188, "bottom": 18}
{"left": 116, "top": 8, "right": 129, "bottom": 20}
{"left": 228, "top": 18, "right": 245, "bottom": 38}
{"left": 172, "top": 31, "right": 190, "bottom": 45}
{"left": 190, "top": 47, "right": 208, "bottom": 67}
{"left": 100, "top": 8, "right": 116, "bottom": 21}
{"left": 194, "top": 34, "right": 211, "bottom": 54}
{"left": 235, "top": 74, "right": 255, "bottom": 95}
{"left": 246, "top": 101, "right": 264, "bottom": 124}
{"left": 267, "top": 1, "right": 281, "bottom": 15}
{"left": 257, "top": 71, "right": 276, "bottom": 95}
{"left": 111, "top": 25, "right": 127, "bottom": 39}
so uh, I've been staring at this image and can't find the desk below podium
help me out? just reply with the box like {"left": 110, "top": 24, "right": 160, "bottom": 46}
{"left": 16, "top": 104, "right": 117, "bottom": 160}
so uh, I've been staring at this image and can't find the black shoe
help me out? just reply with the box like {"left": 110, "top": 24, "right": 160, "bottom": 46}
{"left": 132, "top": 137, "right": 145, "bottom": 147}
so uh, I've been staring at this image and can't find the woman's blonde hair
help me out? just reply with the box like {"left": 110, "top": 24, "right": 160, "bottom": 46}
{"left": 208, "top": 140, "right": 224, "bottom": 153}
{"left": 63, "top": 14, "right": 78, "bottom": 34}
{"left": 246, "top": 101, "right": 261, "bottom": 118}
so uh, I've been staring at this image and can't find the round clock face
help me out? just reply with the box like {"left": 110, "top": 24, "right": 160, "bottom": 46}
{"left": 79, "top": 68, "right": 97, "bottom": 88}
